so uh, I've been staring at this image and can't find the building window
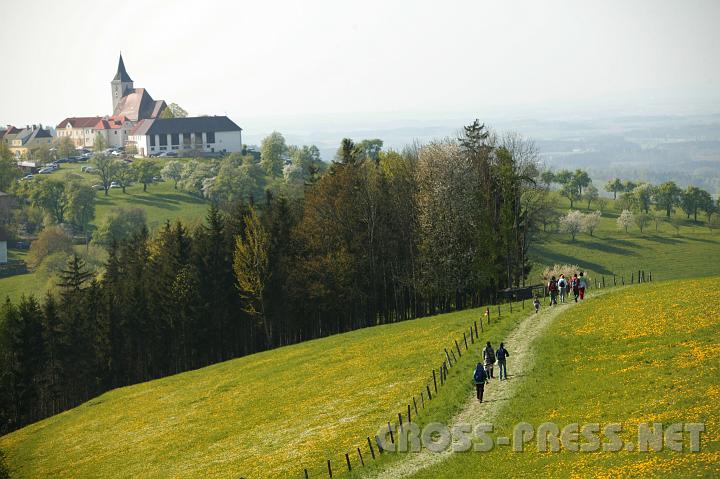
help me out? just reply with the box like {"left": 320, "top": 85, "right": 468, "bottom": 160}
{"left": 171, "top": 133, "right": 179, "bottom": 146}
{"left": 150, "top": 135, "right": 156, "bottom": 146}
{"left": 182, "top": 133, "right": 191, "bottom": 146}
{"left": 206, "top": 131, "right": 215, "bottom": 143}
{"left": 114, "top": 131, "right": 118, "bottom": 135}
{"left": 159, "top": 135, "right": 167, "bottom": 146}
{"left": 194, "top": 132, "right": 203, "bottom": 144}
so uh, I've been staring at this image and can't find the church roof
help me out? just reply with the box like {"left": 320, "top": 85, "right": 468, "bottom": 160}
{"left": 130, "top": 116, "right": 242, "bottom": 136}
{"left": 113, "top": 88, "right": 164, "bottom": 121}
{"left": 113, "top": 54, "right": 133, "bottom": 83}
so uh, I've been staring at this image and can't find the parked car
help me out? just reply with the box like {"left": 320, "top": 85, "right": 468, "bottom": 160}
{"left": 109, "top": 181, "right": 122, "bottom": 188}
{"left": 21, "top": 174, "right": 34, "bottom": 181}
{"left": 91, "top": 184, "right": 104, "bottom": 190}
{"left": 152, "top": 176, "right": 164, "bottom": 182}
{"left": 110, "top": 150, "right": 122, "bottom": 156}
{"left": 158, "top": 151, "right": 178, "bottom": 158}
{"left": 81, "top": 166, "right": 94, "bottom": 173}
{"left": 38, "top": 167, "right": 54, "bottom": 174}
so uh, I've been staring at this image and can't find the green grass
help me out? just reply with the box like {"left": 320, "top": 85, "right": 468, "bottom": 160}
{"left": 406, "top": 277, "right": 720, "bottom": 478}
{"left": 0, "top": 272, "right": 40, "bottom": 304}
{"left": 0, "top": 301, "right": 530, "bottom": 479}
{"left": 530, "top": 196, "right": 720, "bottom": 281}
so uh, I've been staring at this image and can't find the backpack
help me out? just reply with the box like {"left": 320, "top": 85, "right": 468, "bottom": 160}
{"left": 558, "top": 278, "right": 566, "bottom": 288}
{"left": 484, "top": 347, "right": 496, "bottom": 364}
{"left": 473, "top": 364, "right": 486, "bottom": 383}
{"left": 549, "top": 280, "right": 558, "bottom": 293}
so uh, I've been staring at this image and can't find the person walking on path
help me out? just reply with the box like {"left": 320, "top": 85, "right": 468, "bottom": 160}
{"left": 548, "top": 276, "right": 559, "bottom": 305}
{"left": 558, "top": 274, "right": 567, "bottom": 303}
{"left": 496, "top": 342, "right": 510, "bottom": 380}
{"left": 579, "top": 272, "right": 588, "bottom": 300}
{"left": 483, "top": 341, "right": 496, "bottom": 379}
{"left": 473, "top": 362, "right": 489, "bottom": 402}
{"left": 533, "top": 296, "right": 541, "bottom": 313}
{"left": 571, "top": 273, "right": 580, "bottom": 302}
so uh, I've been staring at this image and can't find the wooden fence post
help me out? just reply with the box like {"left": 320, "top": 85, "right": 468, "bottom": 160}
{"left": 388, "top": 422, "right": 394, "bottom": 444}
{"left": 613, "top": 274, "right": 616, "bottom": 286}
{"left": 454, "top": 339, "right": 462, "bottom": 357}
{"left": 413, "top": 396, "right": 418, "bottom": 415}
{"left": 497, "top": 305, "right": 501, "bottom": 319}
{"left": 375, "top": 435, "right": 384, "bottom": 453}
{"left": 420, "top": 391, "right": 425, "bottom": 408}
{"left": 433, "top": 368, "right": 438, "bottom": 392}
{"left": 426, "top": 384, "right": 432, "bottom": 400}
{"left": 638, "top": 270, "right": 641, "bottom": 283}
{"left": 445, "top": 348, "right": 452, "bottom": 366}
{"left": 631, "top": 272, "right": 634, "bottom": 284}
{"left": 622, "top": 276, "right": 625, "bottom": 285}
{"left": 463, "top": 332, "right": 468, "bottom": 350}
{"left": 474, "top": 320, "right": 479, "bottom": 338}
{"left": 367, "top": 437, "right": 376, "bottom": 459}
{"left": 398, "top": 413, "right": 403, "bottom": 432}
{"left": 602, "top": 276, "right": 605, "bottom": 288}
{"left": 345, "top": 453, "right": 351, "bottom": 472}
{"left": 328, "top": 459, "right": 332, "bottom": 478}
{"left": 408, "top": 404, "right": 412, "bottom": 423}
{"left": 470, "top": 327, "right": 474, "bottom": 344}
{"left": 451, "top": 349, "right": 457, "bottom": 363}
{"left": 357, "top": 447, "right": 364, "bottom": 466}
{"left": 439, "top": 366, "right": 444, "bottom": 386}
{"left": 650, "top": 272, "right": 652, "bottom": 282}
{"left": 304, "top": 468, "right": 309, "bottom": 479}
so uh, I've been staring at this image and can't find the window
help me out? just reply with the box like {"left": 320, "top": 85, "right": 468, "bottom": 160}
{"left": 194, "top": 132, "right": 203, "bottom": 144}
{"left": 150, "top": 135, "right": 156, "bottom": 146}
{"left": 182, "top": 133, "right": 192, "bottom": 146}
{"left": 206, "top": 131, "right": 215, "bottom": 143}
{"left": 159, "top": 135, "right": 167, "bottom": 146}
{"left": 114, "top": 131, "right": 118, "bottom": 135}
{"left": 171, "top": 133, "right": 179, "bottom": 146}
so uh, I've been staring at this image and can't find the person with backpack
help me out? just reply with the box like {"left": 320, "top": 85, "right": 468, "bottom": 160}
{"left": 473, "top": 362, "right": 488, "bottom": 402}
{"left": 579, "top": 272, "right": 588, "bottom": 300}
{"left": 558, "top": 274, "right": 567, "bottom": 303}
{"left": 571, "top": 273, "right": 580, "bottom": 302}
{"left": 496, "top": 342, "right": 510, "bottom": 380}
{"left": 548, "top": 276, "right": 559, "bottom": 305}
{"left": 483, "top": 341, "right": 496, "bottom": 379}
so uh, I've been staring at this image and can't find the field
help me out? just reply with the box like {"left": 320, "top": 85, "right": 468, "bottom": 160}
{"left": 530, "top": 208, "right": 720, "bottom": 281}
{"left": 406, "top": 277, "right": 720, "bottom": 478}
{"left": 0, "top": 300, "right": 530, "bottom": 479}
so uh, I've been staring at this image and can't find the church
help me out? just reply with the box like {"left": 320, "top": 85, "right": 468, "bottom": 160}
{"left": 111, "top": 54, "right": 167, "bottom": 121}
{"left": 57, "top": 54, "right": 242, "bottom": 156}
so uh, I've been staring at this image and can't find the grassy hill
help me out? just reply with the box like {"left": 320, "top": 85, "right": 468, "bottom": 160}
{"left": 406, "top": 277, "right": 720, "bottom": 478}
{"left": 0, "top": 300, "right": 530, "bottom": 479}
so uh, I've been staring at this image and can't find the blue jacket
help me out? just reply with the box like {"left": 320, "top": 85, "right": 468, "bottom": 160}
{"left": 473, "top": 363, "right": 488, "bottom": 384}
{"left": 496, "top": 347, "right": 509, "bottom": 362}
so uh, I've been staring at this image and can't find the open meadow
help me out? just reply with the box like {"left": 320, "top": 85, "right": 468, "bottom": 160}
{"left": 406, "top": 277, "right": 720, "bottom": 478}
{"left": 0, "top": 301, "right": 530, "bottom": 479}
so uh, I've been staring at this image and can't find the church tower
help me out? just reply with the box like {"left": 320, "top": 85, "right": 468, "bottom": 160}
{"left": 111, "top": 53, "right": 134, "bottom": 113}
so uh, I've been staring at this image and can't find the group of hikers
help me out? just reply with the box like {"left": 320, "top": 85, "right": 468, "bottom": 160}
{"left": 472, "top": 342, "right": 509, "bottom": 402}
{"left": 541, "top": 272, "right": 588, "bottom": 309}
{"left": 472, "top": 271, "right": 590, "bottom": 402}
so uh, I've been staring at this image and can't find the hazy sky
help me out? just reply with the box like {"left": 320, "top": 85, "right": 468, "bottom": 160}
{"left": 1, "top": 0, "right": 719, "bottom": 131}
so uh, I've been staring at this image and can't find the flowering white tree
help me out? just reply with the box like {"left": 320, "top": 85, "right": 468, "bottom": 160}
{"left": 617, "top": 209, "right": 634, "bottom": 233}
{"left": 581, "top": 210, "right": 602, "bottom": 237}
{"left": 560, "top": 210, "right": 584, "bottom": 240}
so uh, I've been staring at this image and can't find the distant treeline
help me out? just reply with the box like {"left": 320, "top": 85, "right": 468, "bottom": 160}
{"left": 0, "top": 121, "right": 548, "bottom": 433}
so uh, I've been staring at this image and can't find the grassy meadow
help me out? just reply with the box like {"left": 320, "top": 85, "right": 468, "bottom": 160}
{"left": 408, "top": 277, "right": 720, "bottom": 478}
{"left": 0, "top": 300, "right": 530, "bottom": 479}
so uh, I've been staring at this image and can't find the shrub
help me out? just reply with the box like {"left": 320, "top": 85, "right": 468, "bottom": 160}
{"left": 27, "top": 225, "right": 73, "bottom": 269}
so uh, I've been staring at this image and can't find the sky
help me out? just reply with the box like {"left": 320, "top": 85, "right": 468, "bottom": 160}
{"left": 1, "top": 0, "right": 719, "bottom": 137}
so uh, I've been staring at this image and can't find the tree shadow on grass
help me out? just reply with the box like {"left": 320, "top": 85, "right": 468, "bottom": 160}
{"left": 531, "top": 245, "right": 614, "bottom": 275}
{"left": 641, "top": 235, "right": 683, "bottom": 245}
{"left": 574, "top": 238, "right": 637, "bottom": 257}
{"left": 681, "top": 235, "right": 719, "bottom": 244}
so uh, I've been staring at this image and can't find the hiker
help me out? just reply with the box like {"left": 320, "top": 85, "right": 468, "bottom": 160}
{"left": 548, "top": 275, "right": 558, "bottom": 305}
{"left": 473, "top": 362, "right": 488, "bottom": 402}
{"left": 483, "top": 341, "right": 496, "bottom": 379}
{"left": 533, "top": 296, "right": 541, "bottom": 313}
{"left": 571, "top": 273, "right": 580, "bottom": 302}
{"left": 496, "top": 342, "right": 510, "bottom": 380}
{"left": 579, "top": 272, "right": 588, "bottom": 300}
{"left": 558, "top": 274, "right": 567, "bottom": 303}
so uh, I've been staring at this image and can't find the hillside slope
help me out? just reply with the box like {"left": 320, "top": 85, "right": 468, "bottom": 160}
{"left": 404, "top": 277, "right": 720, "bottom": 478}
{"left": 0, "top": 302, "right": 530, "bottom": 479}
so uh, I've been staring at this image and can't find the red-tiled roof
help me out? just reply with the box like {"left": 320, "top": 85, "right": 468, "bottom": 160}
{"left": 57, "top": 117, "right": 103, "bottom": 129}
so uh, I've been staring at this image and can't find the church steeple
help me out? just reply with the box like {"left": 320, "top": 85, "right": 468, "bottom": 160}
{"left": 113, "top": 53, "right": 133, "bottom": 82}
{"left": 111, "top": 53, "right": 134, "bottom": 113}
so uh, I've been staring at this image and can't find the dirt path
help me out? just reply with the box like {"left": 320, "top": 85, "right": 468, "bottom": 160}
{"left": 364, "top": 295, "right": 598, "bottom": 479}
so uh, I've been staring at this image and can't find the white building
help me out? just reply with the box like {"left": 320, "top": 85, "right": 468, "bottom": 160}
{"left": 56, "top": 116, "right": 132, "bottom": 149}
{"left": 128, "top": 116, "right": 243, "bottom": 157}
